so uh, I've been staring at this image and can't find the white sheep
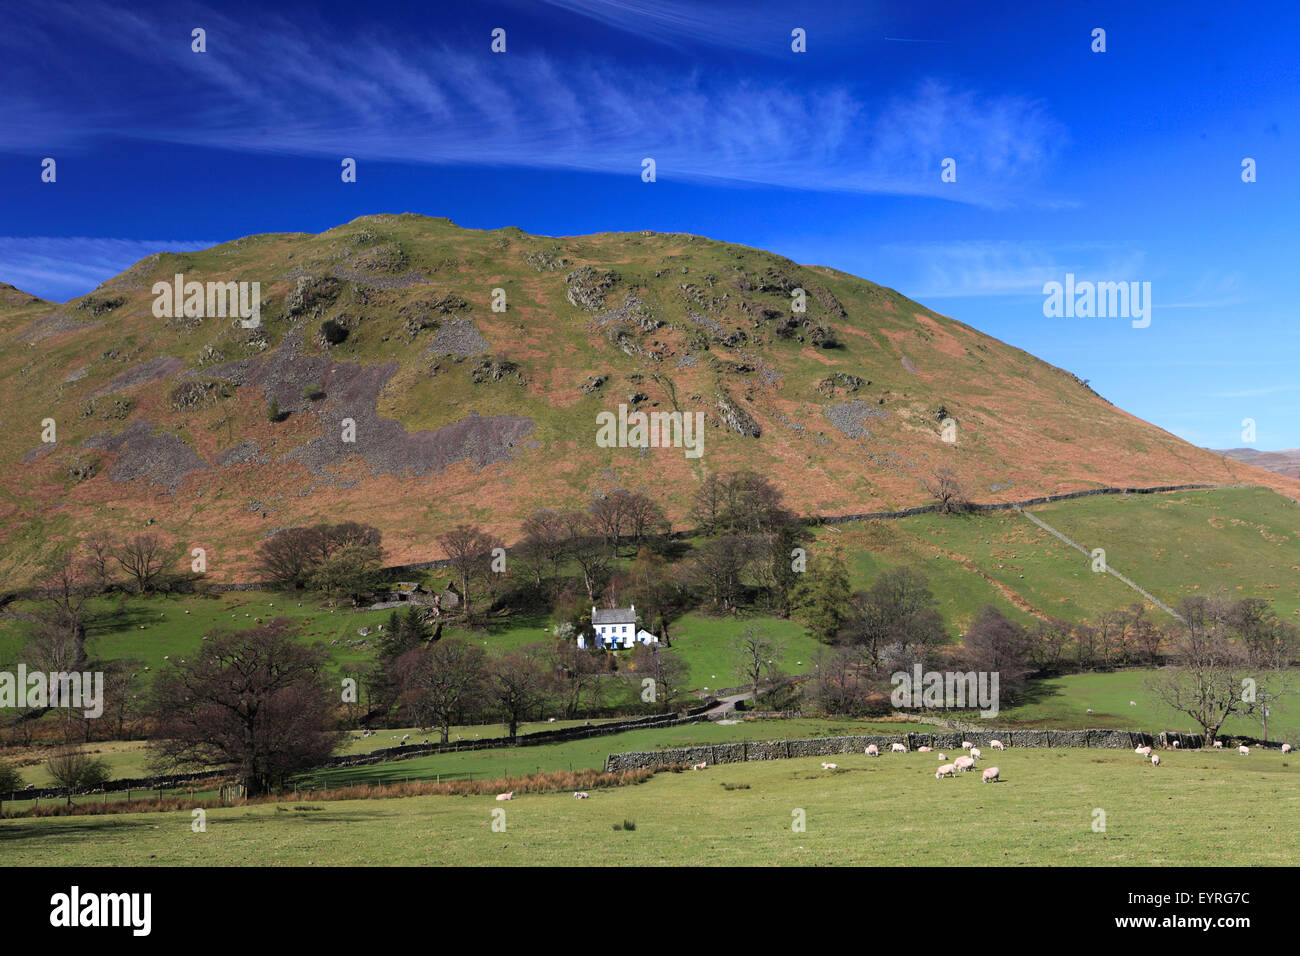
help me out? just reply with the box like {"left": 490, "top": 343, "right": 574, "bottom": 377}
{"left": 1213, "top": 739, "right": 1223, "bottom": 749}
{"left": 961, "top": 740, "right": 973, "bottom": 750}
{"left": 1129, "top": 700, "right": 1136, "bottom": 707}
{"left": 1150, "top": 754, "right": 1160, "bottom": 767}
{"left": 981, "top": 766, "right": 999, "bottom": 783}
{"left": 821, "top": 762, "right": 838, "bottom": 770}
{"left": 573, "top": 791, "right": 589, "bottom": 799}
{"left": 865, "top": 744, "right": 879, "bottom": 757}
{"left": 937, "top": 753, "right": 947, "bottom": 761}
{"left": 954, "top": 755, "right": 976, "bottom": 773}
{"left": 1282, "top": 744, "right": 1292, "bottom": 754}
{"left": 690, "top": 760, "right": 707, "bottom": 771}
{"left": 495, "top": 792, "right": 514, "bottom": 801}
{"left": 1086, "top": 708, "right": 1093, "bottom": 714}
{"left": 1135, "top": 746, "right": 1152, "bottom": 757}
{"left": 1239, "top": 745, "right": 1250, "bottom": 756}
{"left": 990, "top": 739, "right": 1005, "bottom": 750}
{"left": 935, "top": 763, "right": 956, "bottom": 779}
{"left": 891, "top": 743, "right": 907, "bottom": 753}
{"left": 1171, "top": 739, "right": 1180, "bottom": 749}
{"left": 969, "top": 747, "right": 982, "bottom": 761}
{"left": 918, "top": 746, "right": 933, "bottom": 752}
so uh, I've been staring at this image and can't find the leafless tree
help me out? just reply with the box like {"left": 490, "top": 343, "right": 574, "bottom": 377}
{"left": 437, "top": 524, "right": 504, "bottom": 617}
{"left": 732, "top": 625, "right": 783, "bottom": 697}
{"left": 487, "top": 649, "right": 551, "bottom": 741}
{"left": 923, "top": 467, "right": 969, "bottom": 515}
{"left": 45, "top": 747, "right": 110, "bottom": 806}
{"left": 115, "top": 533, "right": 168, "bottom": 593}
{"left": 149, "top": 620, "right": 339, "bottom": 795}
{"left": 688, "top": 535, "right": 751, "bottom": 611}
{"left": 395, "top": 638, "right": 488, "bottom": 742}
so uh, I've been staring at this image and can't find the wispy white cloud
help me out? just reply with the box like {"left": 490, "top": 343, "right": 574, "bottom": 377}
{"left": 877, "top": 240, "right": 1148, "bottom": 299}
{"left": 2, "top": 1, "right": 1069, "bottom": 207}
{"left": 0, "top": 237, "right": 216, "bottom": 303}
{"left": 529, "top": 0, "right": 864, "bottom": 55}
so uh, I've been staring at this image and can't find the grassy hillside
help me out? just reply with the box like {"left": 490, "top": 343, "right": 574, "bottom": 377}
{"left": 3, "top": 487, "right": 1295, "bottom": 691}
{"left": 2, "top": 214, "right": 1295, "bottom": 588}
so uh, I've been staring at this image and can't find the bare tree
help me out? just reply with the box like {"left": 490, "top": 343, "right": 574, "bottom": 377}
{"left": 923, "top": 468, "right": 968, "bottom": 515}
{"left": 488, "top": 649, "right": 551, "bottom": 741}
{"left": 732, "top": 625, "right": 783, "bottom": 697}
{"left": 561, "top": 512, "right": 609, "bottom": 601}
{"left": 630, "top": 644, "right": 689, "bottom": 710}
{"left": 688, "top": 535, "right": 751, "bottom": 611}
{"left": 395, "top": 638, "right": 488, "bottom": 743}
{"left": 520, "top": 509, "right": 572, "bottom": 591}
{"left": 436, "top": 524, "right": 504, "bottom": 618}
{"left": 1147, "top": 598, "right": 1252, "bottom": 743}
{"left": 35, "top": 556, "right": 92, "bottom": 664}
{"left": 115, "top": 533, "right": 168, "bottom": 593}
{"left": 83, "top": 538, "right": 113, "bottom": 593}
{"left": 149, "top": 620, "right": 339, "bottom": 795}
{"left": 45, "top": 747, "right": 110, "bottom": 806}
{"left": 549, "top": 641, "right": 609, "bottom": 718}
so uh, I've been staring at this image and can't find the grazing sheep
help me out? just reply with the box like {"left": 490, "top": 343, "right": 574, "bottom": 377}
{"left": 495, "top": 792, "right": 514, "bottom": 801}
{"left": 690, "top": 761, "right": 707, "bottom": 771}
{"left": 954, "top": 756, "right": 976, "bottom": 773}
{"left": 1150, "top": 754, "right": 1160, "bottom": 766}
{"left": 937, "top": 753, "right": 947, "bottom": 761}
{"left": 865, "top": 744, "right": 879, "bottom": 757}
{"left": 969, "top": 748, "right": 982, "bottom": 761}
{"left": 1213, "top": 739, "right": 1223, "bottom": 748}
{"left": 1171, "top": 739, "right": 1180, "bottom": 749}
{"left": 918, "top": 746, "right": 933, "bottom": 752}
{"left": 935, "top": 763, "right": 956, "bottom": 779}
{"left": 961, "top": 741, "right": 973, "bottom": 750}
{"left": 1135, "top": 746, "right": 1152, "bottom": 757}
{"left": 1129, "top": 700, "right": 1137, "bottom": 707}
{"left": 981, "top": 766, "right": 1000, "bottom": 783}
{"left": 573, "top": 791, "right": 589, "bottom": 799}
{"left": 1086, "top": 709, "right": 1093, "bottom": 714}
{"left": 1282, "top": 744, "right": 1292, "bottom": 754}
{"left": 891, "top": 743, "right": 907, "bottom": 753}
{"left": 1239, "top": 745, "right": 1250, "bottom": 756}
{"left": 990, "top": 739, "right": 1005, "bottom": 750}
{"left": 402, "top": 734, "right": 410, "bottom": 741}
{"left": 821, "top": 762, "right": 838, "bottom": 770}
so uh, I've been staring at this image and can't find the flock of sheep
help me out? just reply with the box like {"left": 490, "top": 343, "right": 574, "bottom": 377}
{"left": 489, "top": 735, "right": 1292, "bottom": 802}
{"left": 831, "top": 739, "right": 1004, "bottom": 782}
{"left": 890, "top": 739, "right": 1004, "bottom": 783}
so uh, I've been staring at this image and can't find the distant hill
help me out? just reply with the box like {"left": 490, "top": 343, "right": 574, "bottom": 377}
{"left": 1211, "top": 447, "right": 1300, "bottom": 480}
{"left": 2, "top": 214, "right": 1296, "bottom": 586}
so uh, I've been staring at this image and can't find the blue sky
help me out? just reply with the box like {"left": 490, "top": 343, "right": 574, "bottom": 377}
{"left": 1, "top": 0, "right": 1297, "bottom": 449}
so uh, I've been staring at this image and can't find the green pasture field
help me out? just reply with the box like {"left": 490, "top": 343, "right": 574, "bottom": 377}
{"left": 5, "top": 746, "right": 1294, "bottom": 866}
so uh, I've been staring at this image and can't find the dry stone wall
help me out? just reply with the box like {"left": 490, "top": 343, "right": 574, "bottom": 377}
{"left": 603, "top": 728, "right": 1256, "bottom": 772}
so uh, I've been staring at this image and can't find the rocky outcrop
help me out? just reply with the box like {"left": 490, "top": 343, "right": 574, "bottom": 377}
{"left": 565, "top": 266, "right": 618, "bottom": 312}
{"left": 715, "top": 392, "right": 761, "bottom": 438}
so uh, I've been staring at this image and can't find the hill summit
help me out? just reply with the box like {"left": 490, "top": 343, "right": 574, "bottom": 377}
{"left": 1, "top": 214, "right": 1291, "bottom": 584}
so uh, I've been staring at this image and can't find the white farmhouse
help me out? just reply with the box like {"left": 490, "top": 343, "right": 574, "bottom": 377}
{"left": 578, "top": 605, "right": 657, "bottom": 650}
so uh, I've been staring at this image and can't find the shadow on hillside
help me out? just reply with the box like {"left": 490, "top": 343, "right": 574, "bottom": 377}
{"left": 0, "top": 806, "right": 395, "bottom": 849}
{"left": 86, "top": 603, "right": 157, "bottom": 636}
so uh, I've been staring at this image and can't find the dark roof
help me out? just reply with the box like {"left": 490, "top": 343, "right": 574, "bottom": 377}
{"left": 592, "top": 607, "right": 636, "bottom": 625}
